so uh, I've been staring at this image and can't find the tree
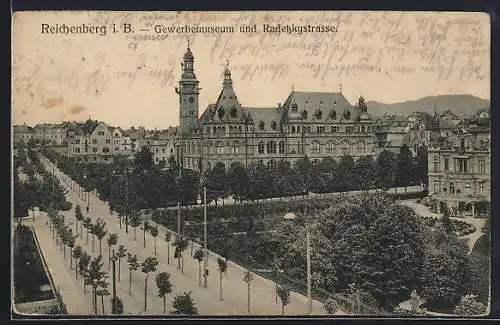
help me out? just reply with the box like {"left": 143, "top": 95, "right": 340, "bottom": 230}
{"left": 227, "top": 162, "right": 248, "bottom": 202}
{"left": 155, "top": 272, "right": 173, "bottom": 314}
{"left": 87, "top": 255, "right": 107, "bottom": 314}
{"left": 415, "top": 145, "right": 428, "bottom": 188}
{"left": 440, "top": 213, "right": 454, "bottom": 234}
{"left": 127, "top": 253, "right": 140, "bottom": 295}
{"left": 164, "top": 232, "right": 172, "bottom": 264}
{"left": 65, "top": 228, "right": 78, "bottom": 269}
{"left": 395, "top": 144, "right": 414, "bottom": 192}
{"left": 83, "top": 217, "right": 92, "bottom": 245}
{"left": 420, "top": 237, "right": 471, "bottom": 310}
{"left": 172, "top": 291, "right": 198, "bottom": 315}
{"left": 107, "top": 233, "right": 119, "bottom": 270}
{"left": 150, "top": 225, "right": 159, "bottom": 255}
{"left": 324, "top": 298, "right": 339, "bottom": 315}
{"left": 143, "top": 220, "right": 150, "bottom": 248}
{"left": 242, "top": 269, "right": 254, "bottom": 315}
{"left": 193, "top": 248, "right": 204, "bottom": 286}
{"left": 454, "top": 294, "right": 486, "bottom": 316}
{"left": 78, "top": 251, "right": 91, "bottom": 294}
{"left": 141, "top": 256, "right": 159, "bottom": 311}
{"left": 116, "top": 245, "right": 127, "bottom": 282}
{"left": 74, "top": 204, "right": 84, "bottom": 235}
{"left": 129, "top": 211, "right": 142, "bottom": 241}
{"left": 134, "top": 146, "right": 155, "bottom": 174}
{"left": 217, "top": 258, "right": 227, "bottom": 301}
{"left": 376, "top": 150, "right": 396, "bottom": 190}
{"left": 72, "top": 245, "right": 83, "bottom": 280}
{"left": 111, "top": 296, "right": 124, "bottom": 314}
{"left": 96, "top": 279, "right": 110, "bottom": 314}
{"left": 276, "top": 285, "right": 291, "bottom": 315}
{"left": 353, "top": 155, "right": 377, "bottom": 191}
{"left": 337, "top": 154, "right": 355, "bottom": 192}
{"left": 205, "top": 163, "right": 228, "bottom": 205}
{"left": 172, "top": 236, "right": 189, "bottom": 274}
{"left": 294, "top": 157, "right": 313, "bottom": 195}
{"left": 93, "top": 218, "right": 108, "bottom": 256}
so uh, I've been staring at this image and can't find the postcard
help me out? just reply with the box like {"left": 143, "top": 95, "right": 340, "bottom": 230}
{"left": 11, "top": 10, "right": 491, "bottom": 317}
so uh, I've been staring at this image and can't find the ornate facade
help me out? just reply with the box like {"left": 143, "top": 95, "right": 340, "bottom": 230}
{"left": 428, "top": 119, "right": 491, "bottom": 217}
{"left": 176, "top": 47, "right": 377, "bottom": 172}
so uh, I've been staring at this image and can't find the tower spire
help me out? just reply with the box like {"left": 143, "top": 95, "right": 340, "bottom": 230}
{"left": 339, "top": 83, "right": 343, "bottom": 94}
{"left": 187, "top": 38, "right": 190, "bottom": 49}
{"left": 292, "top": 84, "right": 295, "bottom": 92}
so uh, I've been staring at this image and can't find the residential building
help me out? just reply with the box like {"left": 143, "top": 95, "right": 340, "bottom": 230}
{"left": 66, "top": 119, "right": 131, "bottom": 163}
{"left": 13, "top": 124, "right": 34, "bottom": 145}
{"left": 427, "top": 117, "right": 490, "bottom": 217}
{"left": 175, "top": 46, "right": 377, "bottom": 172}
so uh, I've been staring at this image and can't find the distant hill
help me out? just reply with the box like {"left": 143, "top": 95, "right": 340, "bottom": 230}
{"left": 367, "top": 95, "right": 490, "bottom": 118}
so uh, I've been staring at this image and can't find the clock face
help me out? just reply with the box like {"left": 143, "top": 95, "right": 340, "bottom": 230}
{"left": 189, "top": 96, "right": 195, "bottom": 103}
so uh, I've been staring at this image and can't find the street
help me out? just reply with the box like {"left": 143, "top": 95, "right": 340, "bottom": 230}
{"left": 35, "top": 156, "right": 338, "bottom": 316}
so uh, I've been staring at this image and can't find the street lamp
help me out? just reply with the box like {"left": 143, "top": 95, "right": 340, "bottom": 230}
{"left": 83, "top": 173, "right": 89, "bottom": 213}
{"left": 203, "top": 186, "right": 208, "bottom": 288}
{"left": 283, "top": 207, "right": 312, "bottom": 315}
{"left": 111, "top": 249, "right": 118, "bottom": 314}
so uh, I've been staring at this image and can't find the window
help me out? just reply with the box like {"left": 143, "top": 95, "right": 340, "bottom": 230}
{"left": 232, "top": 142, "right": 239, "bottom": 155}
{"left": 75, "top": 147, "right": 80, "bottom": 153}
{"left": 326, "top": 141, "right": 335, "bottom": 153}
{"left": 75, "top": 139, "right": 81, "bottom": 144}
{"left": 258, "top": 141, "right": 265, "bottom": 154}
{"left": 155, "top": 148, "right": 159, "bottom": 153}
{"left": 343, "top": 109, "right": 351, "bottom": 120}
{"left": 93, "top": 139, "right": 97, "bottom": 144}
{"left": 449, "top": 182, "right": 455, "bottom": 194}
{"left": 433, "top": 180, "right": 439, "bottom": 194}
{"left": 457, "top": 158, "right": 468, "bottom": 173}
{"left": 460, "top": 138, "right": 465, "bottom": 150}
{"left": 162, "top": 148, "right": 165, "bottom": 153}
{"left": 444, "top": 158, "right": 449, "bottom": 171}
{"left": 156, "top": 157, "right": 159, "bottom": 163}
{"left": 331, "top": 126, "right": 340, "bottom": 133}
{"left": 278, "top": 141, "right": 285, "bottom": 154}
{"left": 271, "top": 121, "right": 277, "bottom": 130}
{"left": 317, "top": 126, "right": 325, "bottom": 133}
{"left": 103, "top": 147, "right": 110, "bottom": 153}
{"left": 266, "top": 141, "right": 277, "bottom": 154}
{"left": 106, "top": 139, "right": 111, "bottom": 144}
{"left": 259, "top": 121, "right": 265, "bottom": 130}
{"left": 311, "top": 141, "right": 320, "bottom": 153}
{"left": 356, "top": 141, "right": 365, "bottom": 153}
{"left": 329, "top": 110, "right": 337, "bottom": 120}
{"left": 479, "top": 159, "right": 485, "bottom": 174}
{"left": 98, "top": 131, "right": 105, "bottom": 136}
{"left": 93, "top": 147, "right": 98, "bottom": 153}
{"left": 480, "top": 182, "right": 484, "bottom": 195}
{"left": 345, "top": 126, "right": 354, "bottom": 133}
{"left": 433, "top": 156, "right": 439, "bottom": 172}
{"left": 291, "top": 126, "right": 296, "bottom": 133}
{"left": 266, "top": 160, "right": 277, "bottom": 168}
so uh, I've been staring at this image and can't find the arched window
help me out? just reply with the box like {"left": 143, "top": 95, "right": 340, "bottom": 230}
{"left": 267, "top": 141, "right": 277, "bottom": 154}
{"left": 315, "top": 110, "right": 323, "bottom": 119}
{"left": 258, "top": 141, "right": 265, "bottom": 154}
{"left": 433, "top": 156, "right": 439, "bottom": 172}
{"left": 449, "top": 182, "right": 455, "bottom": 194}
{"left": 216, "top": 141, "right": 224, "bottom": 155}
{"left": 218, "top": 107, "right": 225, "bottom": 119}
{"left": 343, "top": 109, "right": 351, "bottom": 120}
{"left": 278, "top": 141, "right": 285, "bottom": 153}
{"left": 259, "top": 121, "right": 265, "bottom": 130}
{"left": 329, "top": 110, "right": 337, "bottom": 120}
{"left": 271, "top": 121, "right": 277, "bottom": 130}
{"left": 291, "top": 126, "right": 296, "bottom": 133}
{"left": 230, "top": 107, "right": 238, "bottom": 118}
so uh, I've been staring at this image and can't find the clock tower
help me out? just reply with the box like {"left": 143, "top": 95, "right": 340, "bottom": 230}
{"left": 176, "top": 45, "right": 200, "bottom": 136}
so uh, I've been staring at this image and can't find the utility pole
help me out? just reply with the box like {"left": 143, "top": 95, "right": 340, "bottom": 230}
{"left": 203, "top": 186, "right": 208, "bottom": 288}
{"left": 125, "top": 169, "right": 129, "bottom": 234}
{"left": 112, "top": 249, "right": 117, "bottom": 313}
{"left": 306, "top": 219, "right": 312, "bottom": 314}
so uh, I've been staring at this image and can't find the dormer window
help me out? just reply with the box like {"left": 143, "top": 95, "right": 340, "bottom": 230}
{"left": 271, "top": 121, "right": 277, "bottom": 130}
{"left": 230, "top": 107, "right": 238, "bottom": 118}
{"left": 315, "top": 110, "right": 323, "bottom": 119}
{"left": 329, "top": 110, "right": 337, "bottom": 120}
{"left": 218, "top": 107, "right": 225, "bottom": 119}
{"left": 259, "top": 121, "right": 265, "bottom": 130}
{"left": 343, "top": 109, "right": 351, "bottom": 120}
{"left": 301, "top": 110, "right": 308, "bottom": 120}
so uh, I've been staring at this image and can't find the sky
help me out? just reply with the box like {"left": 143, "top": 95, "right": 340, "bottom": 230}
{"left": 12, "top": 11, "right": 490, "bottom": 129}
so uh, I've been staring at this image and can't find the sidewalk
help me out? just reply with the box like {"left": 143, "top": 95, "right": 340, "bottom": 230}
{"left": 39, "top": 156, "right": 334, "bottom": 316}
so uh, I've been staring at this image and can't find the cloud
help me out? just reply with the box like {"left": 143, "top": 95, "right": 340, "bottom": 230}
{"left": 41, "top": 96, "right": 63, "bottom": 108}
{"left": 69, "top": 105, "right": 86, "bottom": 115}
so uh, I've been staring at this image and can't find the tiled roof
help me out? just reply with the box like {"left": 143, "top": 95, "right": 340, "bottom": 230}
{"left": 244, "top": 107, "right": 281, "bottom": 133}
{"left": 13, "top": 125, "right": 33, "bottom": 133}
